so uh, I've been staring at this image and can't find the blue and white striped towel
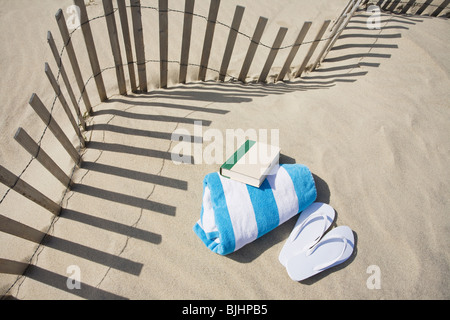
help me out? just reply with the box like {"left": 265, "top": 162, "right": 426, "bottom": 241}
{"left": 193, "top": 164, "right": 317, "bottom": 255}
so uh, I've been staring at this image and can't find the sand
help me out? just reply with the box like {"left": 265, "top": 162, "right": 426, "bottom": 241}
{"left": 0, "top": 0, "right": 449, "bottom": 300}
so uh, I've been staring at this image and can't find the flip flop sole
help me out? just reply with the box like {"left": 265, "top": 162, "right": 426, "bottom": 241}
{"left": 286, "top": 226, "right": 354, "bottom": 281}
{"left": 279, "top": 202, "right": 335, "bottom": 267}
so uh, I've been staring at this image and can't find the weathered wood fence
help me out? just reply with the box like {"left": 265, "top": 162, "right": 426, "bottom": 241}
{"left": 373, "top": 0, "right": 450, "bottom": 16}
{"left": 0, "top": 0, "right": 363, "bottom": 280}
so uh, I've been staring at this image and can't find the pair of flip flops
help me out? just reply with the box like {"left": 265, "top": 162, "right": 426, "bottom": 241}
{"left": 279, "top": 202, "right": 355, "bottom": 281}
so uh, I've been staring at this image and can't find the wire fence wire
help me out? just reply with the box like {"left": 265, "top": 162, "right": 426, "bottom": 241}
{"left": 376, "top": 0, "right": 450, "bottom": 10}
{"left": 0, "top": 2, "right": 349, "bottom": 208}
{"left": 1, "top": 2, "right": 360, "bottom": 296}
{"left": 2, "top": 0, "right": 449, "bottom": 214}
{"left": 1, "top": 0, "right": 449, "bottom": 298}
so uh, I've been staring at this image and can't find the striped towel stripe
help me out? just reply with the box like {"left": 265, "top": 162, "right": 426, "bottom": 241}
{"left": 194, "top": 164, "right": 317, "bottom": 255}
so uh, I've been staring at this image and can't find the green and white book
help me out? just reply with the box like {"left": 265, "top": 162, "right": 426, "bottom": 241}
{"left": 220, "top": 140, "right": 280, "bottom": 188}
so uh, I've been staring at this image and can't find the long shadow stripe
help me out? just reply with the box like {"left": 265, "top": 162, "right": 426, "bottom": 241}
{"left": 88, "top": 141, "right": 194, "bottom": 164}
{"left": 72, "top": 184, "right": 177, "bottom": 216}
{"left": 26, "top": 264, "right": 128, "bottom": 300}
{"left": 61, "top": 209, "right": 162, "bottom": 244}
{"left": 81, "top": 161, "right": 188, "bottom": 190}
{"left": 42, "top": 235, "right": 144, "bottom": 276}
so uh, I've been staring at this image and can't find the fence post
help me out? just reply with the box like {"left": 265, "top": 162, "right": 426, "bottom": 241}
{"left": 14, "top": 128, "right": 73, "bottom": 188}
{"left": 117, "top": 0, "right": 138, "bottom": 93}
{"left": 131, "top": 0, "right": 148, "bottom": 92}
{"left": 73, "top": 0, "right": 107, "bottom": 101}
{"left": 45, "top": 63, "right": 86, "bottom": 148}
{"left": 330, "top": 0, "right": 354, "bottom": 32}
{"left": 55, "top": 9, "right": 92, "bottom": 115}
{"left": 28, "top": 93, "right": 81, "bottom": 165}
{"left": 381, "top": 0, "right": 393, "bottom": 11}
{"left": 47, "top": 31, "right": 86, "bottom": 130}
{"left": 0, "top": 165, "right": 62, "bottom": 216}
{"left": 387, "top": 0, "right": 402, "bottom": 11}
{"left": 415, "top": 0, "right": 433, "bottom": 15}
{"left": 179, "top": 0, "right": 195, "bottom": 84}
{"left": 198, "top": 0, "right": 221, "bottom": 81}
{"left": 238, "top": 16, "right": 268, "bottom": 83}
{"left": 159, "top": 0, "right": 169, "bottom": 88}
{"left": 431, "top": 0, "right": 450, "bottom": 16}
{"left": 312, "top": 15, "right": 345, "bottom": 71}
{"left": 103, "top": 0, "right": 127, "bottom": 95}
{"left": 277, "top": 22, "right": 312, "bottom": 82}
{"left": 400, "top": 0, "right": 416, "bottom": 14}
{"left": 313, "top": 0, "right": 362, "bottom": 70}
{"left": 219, "top": 5, "right": 245, "bottom": 82}
{"left": 258, "top": 27, "right": 288, "bottom": 83}
{"left": 295, "top": 20, "right": 331, "bottom": 78}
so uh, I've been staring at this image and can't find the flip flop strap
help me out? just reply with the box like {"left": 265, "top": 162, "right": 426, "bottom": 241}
{"left": 291, "top": 212, "right": 328, "bottom": 251}
{"left": 307, "top": 235, "right": 348, "bottom": 272}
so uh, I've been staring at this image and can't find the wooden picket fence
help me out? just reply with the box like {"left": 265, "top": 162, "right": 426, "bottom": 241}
{"left": 373, "top": 0, "right": 450, "bottom": 16}
{"left": 0, "top": 0, "right": 363, "bottom": 279}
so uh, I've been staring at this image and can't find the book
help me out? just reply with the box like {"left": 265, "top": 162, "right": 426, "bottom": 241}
{"left": 220, "top": 140, "right": 280, "bottom": 188}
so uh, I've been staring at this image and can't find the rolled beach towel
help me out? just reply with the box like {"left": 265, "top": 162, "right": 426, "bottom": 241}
{"left": 193, "top": 164, "right": 317, "bottom": 255}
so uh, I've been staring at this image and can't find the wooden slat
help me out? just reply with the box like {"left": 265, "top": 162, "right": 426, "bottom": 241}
{"left": 159, "top": 0, "right": 169, "bottom": 88}
{"left": 179, "top": 0, "right": 195, "bottom": 84}
{"left": 295, "top": 20, "right": 331, "bottom": 78}
{"left": 431, "top": 0, "right": 450, "bottom": 16}
{"left": 313, "top": 0, "right": 362, "bottom": 70}
{"left": 0, "top": 214, "right": 46, "bottom": 244}
{"left": 415, "top": 0, "right": 433, "bottom": 15}
{"left": 219, "top": 5, "right": 245, "bottom": 81}
{"left": 400, "top": 0, "right": 417, "bottom": 14}
{"left": 28, "top": 93, "right": 81, "bottom": 165}
{"left": 131, "top": 0, "right": 148, "bottom": 92}
{"left": 45, "top": 63, "right": 86, "bottom": 148}
{"left": 117, "top": 0, "right": 138, "bottom": 93}
{"left": 238, "top": 16, "right": 268, "bottom": 83}
{"left": 0, "top": 259, "right": 29, "bottom": 275}
{"left": 0, "top": 165, "right": 62, "bottom": 216}
{"left": 387, "top": 0, "right": 402, "bottom": 11}
{"left": 313, "top": 5, "right": 350, "bottom": 70}
{"left": 277, "top": 22, "right": 312, "bottom": 82}
{"left": 198, "top": 0, "right": 221, "bottom": 81}
{"left": 47, "top": 31, "right": 86, "bottom": 130}
{"left": 73, "top": 0, "right": 107, "bottom": 101}
{"left": 14, "top": 128, "right": 72, "bottom": 188}
{"left": 313, "top": 15, "right": 345, "bottom": 71}
{"left": 382, "top": 0, "right": 393, "bottom": 10}
{"left": 258, "top": 27, "right": 288, "bottom": 83}
{"left": 330, "top": 0, "right": 353, "bottom": 32}
{"left": 55, "top": 9, "right": 92, "bottom": 115}
{"left": 103, "top": 0, "right": 127, "bottom": 95}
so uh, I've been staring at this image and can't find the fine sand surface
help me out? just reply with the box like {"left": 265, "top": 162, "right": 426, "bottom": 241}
{"left": 0, "top": 0, "right": 449, "bottom": 299}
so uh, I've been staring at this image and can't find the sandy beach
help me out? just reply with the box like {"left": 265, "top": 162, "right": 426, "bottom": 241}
{"left": 0, "top": 0, "right": 449, "bottom": 300}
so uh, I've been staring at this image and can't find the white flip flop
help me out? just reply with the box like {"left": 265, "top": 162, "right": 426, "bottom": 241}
{"left": 286, "top": 226, "right": 355, "bottom": 281}
{"left": 279, "top": 202, "right": 335, "bottom": 267}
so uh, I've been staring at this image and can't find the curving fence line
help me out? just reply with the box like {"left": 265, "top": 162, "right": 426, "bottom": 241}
{"left": 373, "top": 0, "right": 450, "bottom": 16}
{"left": 0, "top": 0, "right": 365, "bottom": 293}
